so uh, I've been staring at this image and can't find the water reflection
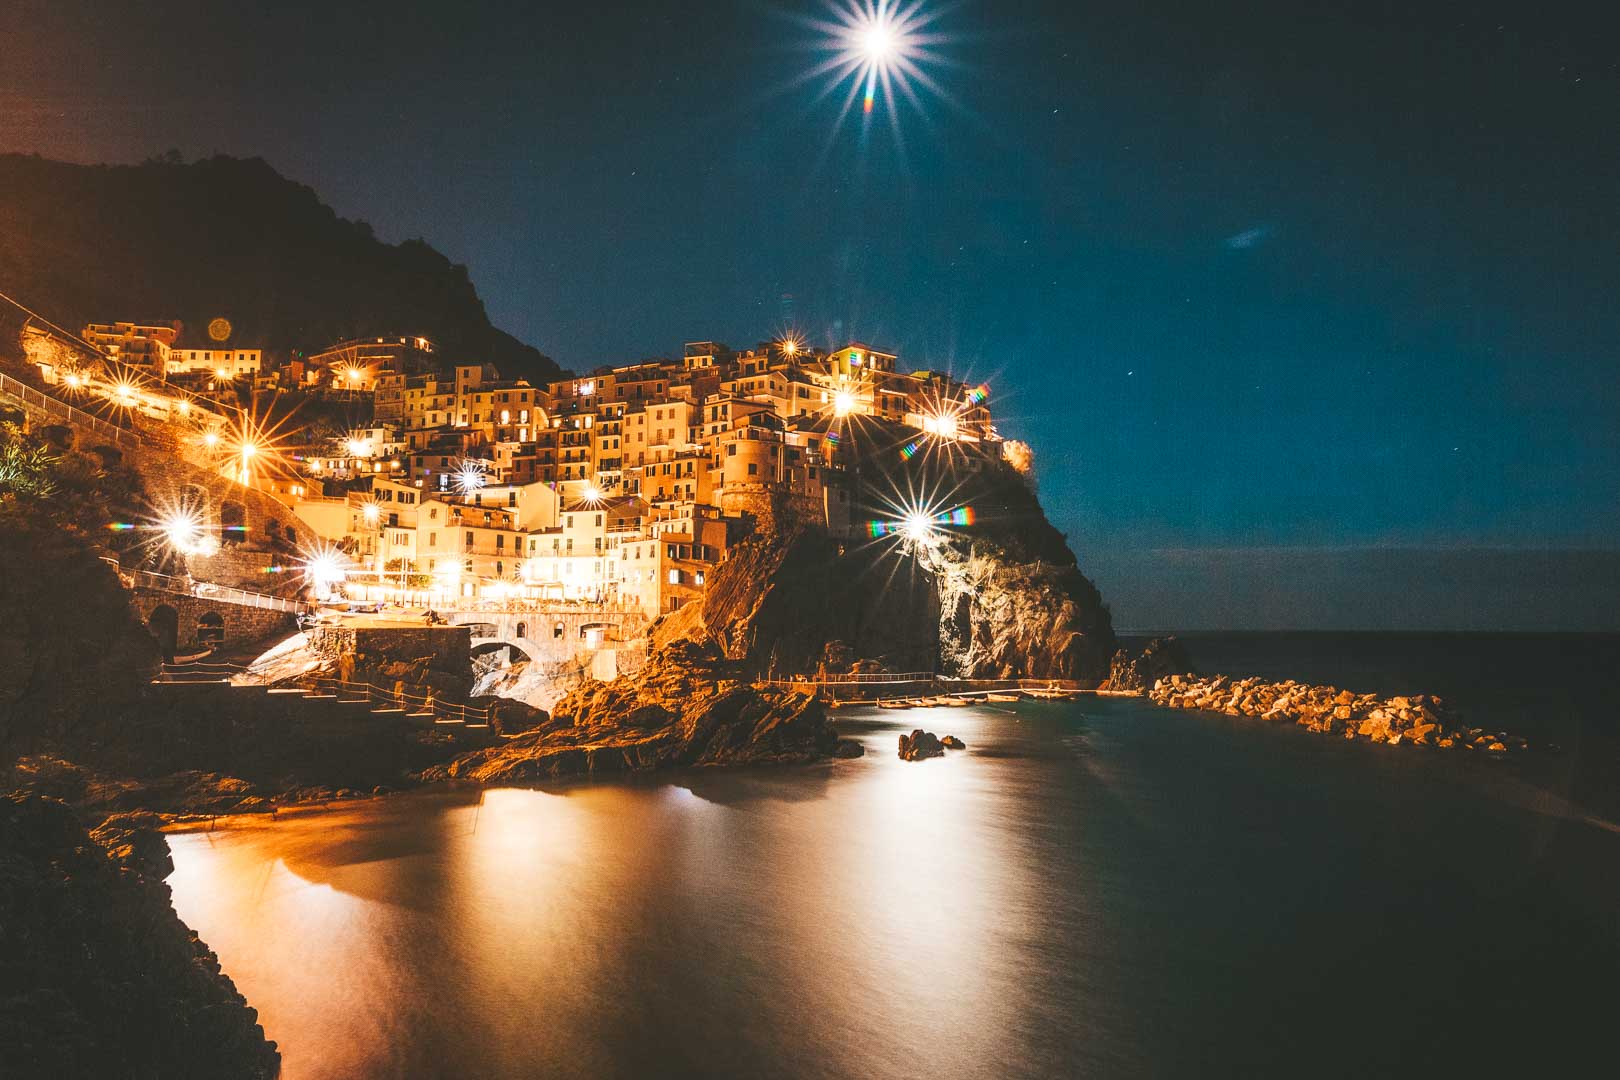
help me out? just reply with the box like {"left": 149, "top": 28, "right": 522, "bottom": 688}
{"left": 167, "top": 699, "right": 1620, "bottom": 1079}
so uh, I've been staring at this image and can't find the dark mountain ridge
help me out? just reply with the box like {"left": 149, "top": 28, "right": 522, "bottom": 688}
{"left": 0, "top": 152, "right": 559, "bottom": 381}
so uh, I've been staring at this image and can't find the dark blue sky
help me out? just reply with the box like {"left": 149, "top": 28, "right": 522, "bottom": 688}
{"left": 4, "top": 0, "right": 1617, "bottom": 627}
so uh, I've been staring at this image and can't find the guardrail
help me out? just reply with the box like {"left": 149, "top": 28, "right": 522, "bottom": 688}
{"left": 0, "top": 371, "right": 140, "bottom": 448}
{"left": 113, "top": 562, "right": 315, "bottom": 615}
{"left": 759, "top": 674, "right": 1088, "bottom": 696}
{"left": 304, "top": 676, "right": 496, "bottom": 726}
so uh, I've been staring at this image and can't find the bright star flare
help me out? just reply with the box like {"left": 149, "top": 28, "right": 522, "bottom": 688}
{"left": 803, "top": 0, "right": 951, "bottom": 135}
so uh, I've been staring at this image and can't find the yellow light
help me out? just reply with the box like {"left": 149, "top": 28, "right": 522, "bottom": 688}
{"left": 203, "top": 431, "right": 220, "bottom": 448}
{"left": 161, "top": 512, "right": 201, "bottom": 553}
{"left": 362, "top": 503, "right": 381, "bottom": 525}
{"left": 240, "top": 441, "right": 258, "bottom": 458}
{"left": 781, "top": 337, "right": 801, "bottom": 357}
{"left": 347, "top": 438, "right": 366, "bottom": 457}
{"left": 582, "top": 484, "right": 602, "bottom": 503}
{"left": 176, "top": 399, "right": 190, "bottom": 415}
{"left": 215, "top": 368, "right": 228, "bottom": 380}
{"left": 347, "top": 368, "right": 362, "bottom": 383}
{"left": 902, "top": 513, "right": 934, "bottom": 543}
{"left": 65, "top": 373, "right": 82, "bottom": 388}
{"left": 834, "top": 391, "right": 855, "bottom": 417}
{"left": 115, "top": 382, "right": 137, "bottom": 403}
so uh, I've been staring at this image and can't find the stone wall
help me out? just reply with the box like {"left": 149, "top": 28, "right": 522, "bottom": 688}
{"left": 127, "top": 587, "right": 297, "bottom": 656}
{"left": 122, "top": 444, "right": 307, "bottom": 593}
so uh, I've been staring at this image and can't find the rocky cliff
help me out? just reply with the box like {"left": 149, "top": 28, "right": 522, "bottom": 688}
{"left": 0, "top": 793, "right": 280, "bottom": 1078}
{"left": 429, "top": 641, "right": 859, "bottom": 783}
{"left": 658, "top": 433, "right": 1116, "bottom": 682}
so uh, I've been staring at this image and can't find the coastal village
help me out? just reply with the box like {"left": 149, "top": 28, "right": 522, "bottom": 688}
{"left": 38, "top": 319, "right": 1008, "bottom": 622}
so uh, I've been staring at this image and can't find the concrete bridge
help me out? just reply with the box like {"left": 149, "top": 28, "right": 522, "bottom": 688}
{"left": 441, "top": 603, "right": 651, "bottom": 682}
{"left": 110, "top": 563, "right": 312, "bottom": 660}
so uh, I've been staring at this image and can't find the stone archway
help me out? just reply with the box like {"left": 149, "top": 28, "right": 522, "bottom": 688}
{"left": 147, "top": 604, "right": 179, "bottom": 662}
{"left": 197, "top": 610, "right": 225, "bottom": 647}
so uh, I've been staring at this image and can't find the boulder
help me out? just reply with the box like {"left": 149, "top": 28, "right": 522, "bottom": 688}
{"left": 940, "top": 735, "right": 967, "bottom": 749}
{"left": 898, "top": 729, "right": 945, "bottom": 761}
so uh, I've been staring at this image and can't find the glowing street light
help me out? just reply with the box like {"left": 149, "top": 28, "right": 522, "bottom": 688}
{"left": 781, "top": 336, "right": 802, "bottom": 358}
{"left": 901, "top": 511, "right": 935, "bottom": 544}
{"left": 581, "top": 483, "right": 603, "bottom": 504}
{"left": 302, "top": 546, "right": 349, "bottom": 598}
{"left": 834, "top": 390, "right": 855, "bottom": 417}
{"left": 161, "top": 511, "right": 202, "bottom": 554}
{"left": 453, "top": 459, "right": 488, "bottom": 495}
{"left": 347, "top": 438, "right": 367, "bottom": 458}
{"left": 202, "top": 431, "right": 220, "bottom": 449}
{"left": 64, "top": 372, "right": 82, "bottom": 389}
{"left": 362, "top": 502, "right": 381, "bottom": 526}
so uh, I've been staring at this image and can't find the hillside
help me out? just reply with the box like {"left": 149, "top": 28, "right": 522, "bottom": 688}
{"left": 0, "top": 153, "right": 559, "bottom": 381}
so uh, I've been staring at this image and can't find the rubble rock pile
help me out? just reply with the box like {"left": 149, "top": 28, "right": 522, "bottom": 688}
{"left": 1148, "top": 674, "right": 1529, "bottom": 752}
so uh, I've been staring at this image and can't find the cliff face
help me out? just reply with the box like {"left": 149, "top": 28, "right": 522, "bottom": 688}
{"left": 0, "top": 153, "right": 558, "bottom": 382}
{"left": 0, "top": 794, "right": 280, "bottom": 1078}
{"left": 660, "top": 506, "right": 941, "bottom": 675}
{"left": 431, "top": 641, "right": 856, "bottom": 783}
{"left": 661, "top": 442, "right": 1116, "bottom": 682}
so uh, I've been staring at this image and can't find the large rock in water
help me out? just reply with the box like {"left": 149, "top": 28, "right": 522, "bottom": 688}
{"left": 898, "top": 729, "right": 946, "bottom": 761}
{"left": 0, "top": 793, "right": 280, "bottom": 1078}
{"left": 1108, "top": 636, "right": 1194, "bottom": 693}
{"left": 429, "top": 641, "right": 852, "bottom": 783}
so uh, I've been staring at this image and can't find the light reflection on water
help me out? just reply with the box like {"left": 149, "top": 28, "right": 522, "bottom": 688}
{"left": 168, "top": 699, "right": 1620, "bottom": 1079}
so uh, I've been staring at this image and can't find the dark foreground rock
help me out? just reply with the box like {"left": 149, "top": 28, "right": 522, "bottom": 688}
{"left": 1107, "top": 636, "right": 1193, "bottom": 693}
{"left": 0, "top": 793, "right": 280, "bottom": 1079}
{"left": 1149, "top": 673, "right": 1531, "bottom": 752}
{"left": 939, "top": 734, "right": 967, "bottom": 749}
{"left": 898, "top": 729, "right": 945, "bottom": 761}
{"left": 426, "top": 641, "right": 849, "bottom": 783}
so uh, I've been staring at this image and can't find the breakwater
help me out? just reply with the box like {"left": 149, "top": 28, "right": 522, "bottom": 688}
{"left": 1149, "top": 673, "right": 1530, "bottom": 751}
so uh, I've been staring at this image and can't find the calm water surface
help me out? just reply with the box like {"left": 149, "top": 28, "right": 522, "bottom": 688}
{"left": 169, "top": 637, "right": 1620, "bottom": 1079}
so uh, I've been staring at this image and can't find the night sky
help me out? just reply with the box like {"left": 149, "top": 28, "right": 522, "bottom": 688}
{"left": 4, "top": 0, "right": 1616, "bottom": 629}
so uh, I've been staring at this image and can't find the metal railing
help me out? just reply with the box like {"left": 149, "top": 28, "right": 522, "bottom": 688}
{"left": 151, "top": 658, "right": 249, "bottom": 683}
{"left": 0, "top": 371, "right": 140, "bottom": 448}
{"left": 116, "top": 564, "right": 315, "bottom": 615}
{"left": 305, "top": 676, "right": 496, "bottom": 726}
{"left": 759, "top": 673, "right": 1089, "bottom": 695}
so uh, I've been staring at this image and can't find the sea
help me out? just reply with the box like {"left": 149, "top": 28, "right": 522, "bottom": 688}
{"left": 167, "top": 632, "right": 1620, "bottom": 1079}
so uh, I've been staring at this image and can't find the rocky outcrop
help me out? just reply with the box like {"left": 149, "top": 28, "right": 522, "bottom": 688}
{"left": 657, "top": 442, "right": 1116, "bottom": 682}
{"left": 428, "top": 641, "right": 859, "bottom": 783}
{"left": 898, "top": 729, "right": 945, "bottom": 760}
{"left": 0, "top": 793, "right": 280, "bottom": 1078}
{"left": 930, "top": 535, "right": 1113, "bottom": 680}
{"left": 1148, "top": 673, "right": 1530, "bottom": 751}
{"left": 1107, "top": 636, "right": 1193, "bottom": 693}
{"left": 897, "top": 729, "right": 966, "bottom": 760}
